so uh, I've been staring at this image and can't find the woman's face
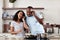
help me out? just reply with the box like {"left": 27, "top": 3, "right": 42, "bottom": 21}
{"left": 18, "top": 12, "right": 23, "bottom": 19}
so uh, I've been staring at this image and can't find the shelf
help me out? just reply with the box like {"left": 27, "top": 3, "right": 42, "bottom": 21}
{"left": 2, "top": 18, "right": 13, "bottom": 20}
{"left": 2, "top": 7, "right": 44, "bottom": 20}
{"left": 2, "top": 7, "right": 44, "bottom": 10}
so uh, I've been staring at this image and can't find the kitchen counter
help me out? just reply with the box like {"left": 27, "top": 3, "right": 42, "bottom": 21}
{"left": 0, "top": 33, "right": 37, "bottom": 40}
{"left": 0, "top": 33, "right": 60, "bottom": 40}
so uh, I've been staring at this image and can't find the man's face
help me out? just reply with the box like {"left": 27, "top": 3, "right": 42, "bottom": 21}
{"left": 26, "top": 8, "right": 32, "bottom": 16}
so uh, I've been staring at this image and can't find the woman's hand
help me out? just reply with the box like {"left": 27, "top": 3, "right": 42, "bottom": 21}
{"left": 22, "top": 17, "right": 25, "bottom": 22}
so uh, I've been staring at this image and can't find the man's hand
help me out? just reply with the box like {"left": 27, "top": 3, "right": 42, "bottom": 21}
{"left": 32, "top": 11, "right": 35, "bottom": 16}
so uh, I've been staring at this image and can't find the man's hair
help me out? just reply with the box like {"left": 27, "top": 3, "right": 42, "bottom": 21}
{"left": 27, "top": 6, "right": 33, "bottom": 9}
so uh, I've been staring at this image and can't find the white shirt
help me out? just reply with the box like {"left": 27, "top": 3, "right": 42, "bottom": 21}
{"left": 10, "top": 21, "right": 25, "bottom": 37}
{"left": 26, "top": 14, "right": 45, "bottom": 35}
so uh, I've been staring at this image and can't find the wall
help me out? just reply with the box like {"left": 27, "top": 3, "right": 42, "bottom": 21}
{"left": 4, "top": 0, "right": 60, "bottom": 25}
{"left": 0, "top": 0, "right": 3, "bottom": 33}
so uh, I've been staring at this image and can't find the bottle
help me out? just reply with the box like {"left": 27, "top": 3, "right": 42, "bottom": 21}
{"left": 37, "top": 33, "right": 41, "bottom": 40}
{"left": 2, "top": 12, "right": 9, "bottom": 19}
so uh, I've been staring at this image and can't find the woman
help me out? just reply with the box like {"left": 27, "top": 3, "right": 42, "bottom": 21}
{"left": 10, "top": 10, "right": 28, "bottom": 40}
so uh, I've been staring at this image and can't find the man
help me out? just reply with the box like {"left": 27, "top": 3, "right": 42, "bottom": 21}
{"left": 26, "top": 6, "right": 45, "bottom": 35}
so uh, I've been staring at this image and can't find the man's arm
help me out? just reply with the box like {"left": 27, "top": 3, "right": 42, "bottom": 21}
{"left": 33, "top": 13, "right": 43, "bottom": 25}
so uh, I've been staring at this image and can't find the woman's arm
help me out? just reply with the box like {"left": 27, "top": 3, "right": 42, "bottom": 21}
{"left": 10, "top": 26, "right": 22, "bottom": 34}
{"left": 22, "top": 17, "right": 29, "bottom": 30}
{"left": 23, "top": 21, "right": 29, "bottom": 30}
